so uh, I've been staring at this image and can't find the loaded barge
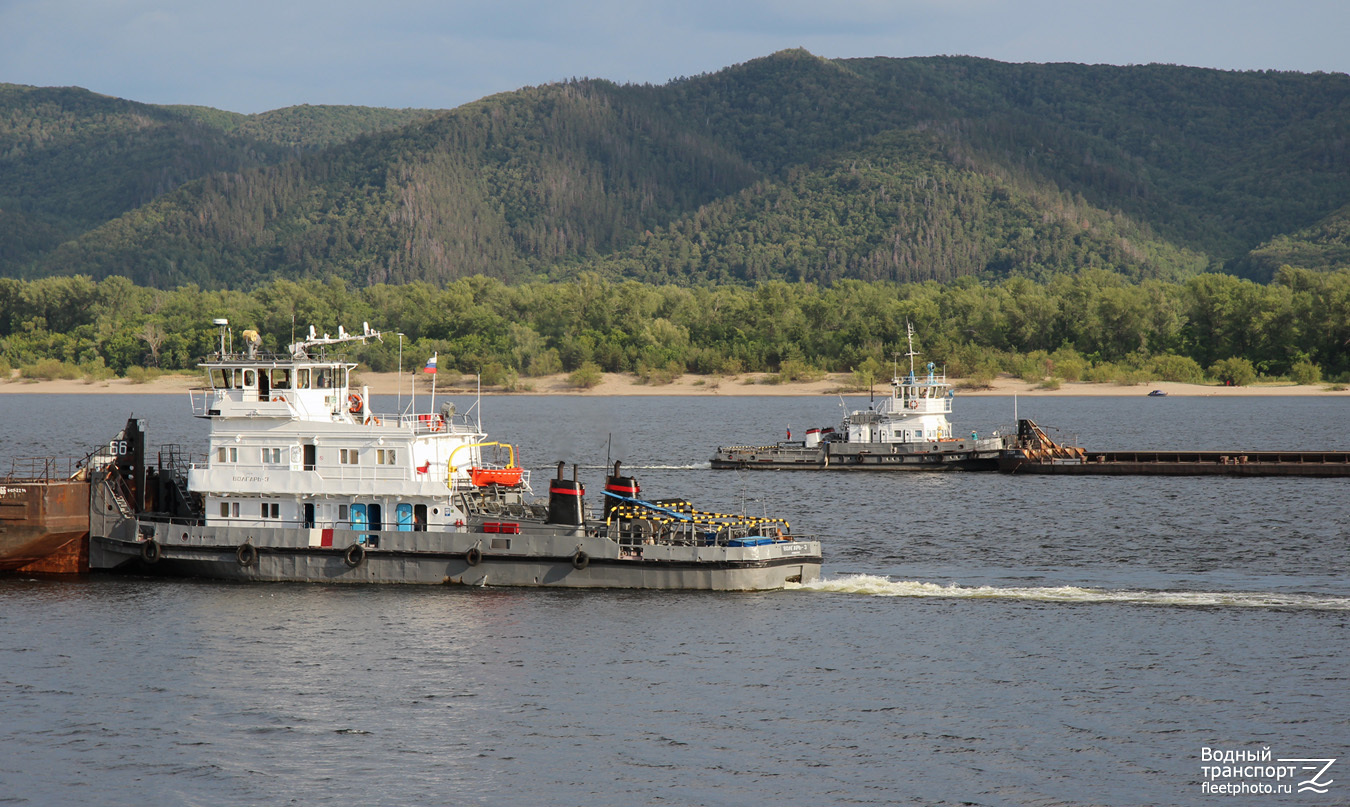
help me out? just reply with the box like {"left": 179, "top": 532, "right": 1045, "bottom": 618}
{"left": 1000, "top": 419, "right": 1350, "bottom": 477}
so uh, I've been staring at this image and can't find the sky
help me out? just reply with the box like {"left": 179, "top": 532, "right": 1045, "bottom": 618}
{"left": 2, "top": 0, "right": 1347, "bottom": 114}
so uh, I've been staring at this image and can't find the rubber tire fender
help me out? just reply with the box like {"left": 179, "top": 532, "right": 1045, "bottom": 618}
{"left": 465, "top": 546, "right": 483, "bottom": 566}
{"left": 236, "top": 542, "right": 258, "bottom": 568}
{"left": 343, "top": 543, "right": 366, "bottom": 568}
{"left": 571, "top": 550, "right": 590, "bottom": 571}
{"left": 141, "top": 538, "right": 161, "bottom": 564}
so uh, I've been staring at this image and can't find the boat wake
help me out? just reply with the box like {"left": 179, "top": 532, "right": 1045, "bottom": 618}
{"left": 792, "top": 574, "right": 1350, "bottom": 610}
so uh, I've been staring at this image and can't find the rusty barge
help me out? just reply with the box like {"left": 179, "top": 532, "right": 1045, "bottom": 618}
{"left": 0, "top": 459, "right": 92, "bottom": 574}
{"left": 999, "top": 419, "right": 1350, "bottom": 477}
{"left": 0, "top": 426, "right": 149, "bottom": 575}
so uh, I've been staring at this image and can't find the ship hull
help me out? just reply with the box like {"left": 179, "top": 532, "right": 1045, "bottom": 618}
{"left": 90, "top": 522, "right": 822, "bottom": 591}
{"left": 711, "top": 438, "right": 1004, "bottom": 471}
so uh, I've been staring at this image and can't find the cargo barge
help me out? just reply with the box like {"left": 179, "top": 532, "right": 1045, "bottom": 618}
{"left": 0, "top": 458, "right": 94, "bottom": 574}
{"left": 999, "top": 419, "right": 1350, "bottom": 477}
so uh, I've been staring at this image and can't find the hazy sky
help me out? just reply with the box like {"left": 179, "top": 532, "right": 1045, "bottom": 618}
{"left": 2, "top": 0, "right": 1345, "bottom": 114}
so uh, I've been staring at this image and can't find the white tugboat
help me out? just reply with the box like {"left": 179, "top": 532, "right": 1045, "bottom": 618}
{"left": 712, "top": 325, "right": 1007, "bottom": 471}
{"left": 89, "top": 322, "right": 821, "bottom": 590}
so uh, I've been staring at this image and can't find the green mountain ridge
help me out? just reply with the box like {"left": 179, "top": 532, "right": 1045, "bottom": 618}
{"left": 3, "top": 51, "right": 1349, "bottom": 288}
{"left": 0, "top": 83, "right": 435, "bottom": 269}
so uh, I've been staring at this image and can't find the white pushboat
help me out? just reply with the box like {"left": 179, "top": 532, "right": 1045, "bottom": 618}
{"left": 712, "top": 325, "right": 1007, "bottom": 471}
{"left": 88, "top": 323, "right": 821, "bottom": 590}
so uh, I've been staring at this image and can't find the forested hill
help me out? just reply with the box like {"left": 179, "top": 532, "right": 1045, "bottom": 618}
{"left": 5, "top": 51, "right": 1350, "bottom": 288}
{"left": 0, "top": 84, "right": 432, "bottom": 270}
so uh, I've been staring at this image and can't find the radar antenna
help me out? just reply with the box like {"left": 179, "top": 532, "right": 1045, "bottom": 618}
{"left": 288, "top": 324, "right": 383, "bottom": 358}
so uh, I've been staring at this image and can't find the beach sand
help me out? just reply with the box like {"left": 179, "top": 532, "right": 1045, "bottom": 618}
{"left": 1, "top": 370, "right": 1344, "bottom": 397}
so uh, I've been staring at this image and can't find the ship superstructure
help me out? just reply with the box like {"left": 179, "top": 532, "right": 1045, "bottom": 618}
{"left": 186, "top": 321, "right": 492, "bottom": 537}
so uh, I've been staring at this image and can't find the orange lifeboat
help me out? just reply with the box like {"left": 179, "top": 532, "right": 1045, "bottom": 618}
{"left": 448, "top": 441, "right": 521, "bottom": 488}
{"left": 469, "top": 466, "right": 524, "bottom": 487}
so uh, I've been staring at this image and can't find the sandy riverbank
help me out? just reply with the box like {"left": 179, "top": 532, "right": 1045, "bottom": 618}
{"left": 1, "top": 371, "right": 1344, "bottom": 397}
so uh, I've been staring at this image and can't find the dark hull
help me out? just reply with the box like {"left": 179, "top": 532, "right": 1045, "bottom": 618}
{"left": 711, "top": 440, "right": 1003, "bottom": 471}
{"left": 0, "top": 479, "right": 90, "bottom": 572}
{"left": 999, "top": 450, "right": 1350, "bottom": 477}
{"left": 90, "top": 532, "right": 822, "bottom": 591}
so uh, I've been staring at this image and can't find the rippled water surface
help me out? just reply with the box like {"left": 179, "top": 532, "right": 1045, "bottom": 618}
{"left": 2, "top": 393, "right": 1348, "bottom": 806}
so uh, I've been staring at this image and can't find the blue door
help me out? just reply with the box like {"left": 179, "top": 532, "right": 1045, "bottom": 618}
{"left": 396, "top": 503, "right": 413, "bottom": 531}
{"left": 350, "top": 503, "right": 367, "bottom": 531}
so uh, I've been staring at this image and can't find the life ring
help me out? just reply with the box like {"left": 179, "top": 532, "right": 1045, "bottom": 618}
{"left": 465, "top": 547, "right": 482, "bottom": 566}
{"left": 430, "top": 417, "right": 443, "bottom": 433}
{"left": 141, "top": 538, "right": 161, "bottom": 563}
{"left": 364, "top": 415, "right": 382, "bottom": 426}
{"left": 348, "top": 393, "right": 363, "bottom": 415}
{"left": 236, "top": 542, "right": 258, "bottom": 567}
{"left": 272, "top": 396, "right": 285, "bottom": 403}
{"left": 571, "top": 550, "right": 590, "bottom": 570}
{"left": 909, "top": 400, "right": 918, "bottom": 409}
{"left": 343, "top": 543, "right": 365, "bottom": 568}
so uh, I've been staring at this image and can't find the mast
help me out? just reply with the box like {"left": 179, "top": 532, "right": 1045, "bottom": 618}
{"left": 904, "top": 321, "right": 919, "bottom": 379}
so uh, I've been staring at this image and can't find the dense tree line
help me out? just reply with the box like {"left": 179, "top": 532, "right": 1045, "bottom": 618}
{"left": 1, "top": 269, "right": 1346, "bottom": 385}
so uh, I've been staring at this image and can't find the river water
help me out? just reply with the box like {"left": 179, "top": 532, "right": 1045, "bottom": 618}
{"left": 1, "top": 393, "right": 1347, "bottom": 806}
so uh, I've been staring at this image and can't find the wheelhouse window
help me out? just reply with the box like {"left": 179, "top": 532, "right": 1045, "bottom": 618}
{"left": 377, "top": 449, "right": 397, "bottom": 465}
{"left": 217, "top": 446, "right": 238, "bottom": 463}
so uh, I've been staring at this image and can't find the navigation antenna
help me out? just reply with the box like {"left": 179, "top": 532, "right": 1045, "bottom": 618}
{"left": 904, "top": 321, "right": 920, "bottom": 379}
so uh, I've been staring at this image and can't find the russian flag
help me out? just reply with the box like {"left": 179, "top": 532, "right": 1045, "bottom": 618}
{"left": 423, "top": 354, "right": 437, "bottom": 374}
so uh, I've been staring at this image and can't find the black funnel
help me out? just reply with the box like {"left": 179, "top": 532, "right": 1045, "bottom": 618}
{"left": 603, "top": 460, "right": 640, "bottom": 520}
{"left": 546, "top": 461, "right": 585, "bottom": 526}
